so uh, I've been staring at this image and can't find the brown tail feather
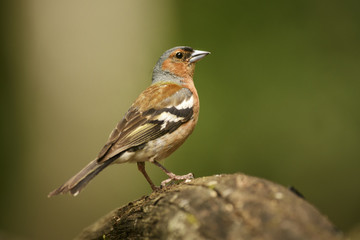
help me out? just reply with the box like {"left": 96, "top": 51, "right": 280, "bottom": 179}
{"left": 48, "top": 158, "right": 115, "bottom": 197}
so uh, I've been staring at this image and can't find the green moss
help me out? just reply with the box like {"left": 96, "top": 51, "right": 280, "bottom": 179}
{"left": 208, "top": 184, "right": 216, "bottom": 190}
{"left": 186, "top": 213, "right": 198, "bottom": 225}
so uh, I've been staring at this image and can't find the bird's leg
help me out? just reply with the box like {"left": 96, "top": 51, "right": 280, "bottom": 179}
{"left": 137, "top": 162, "right": 158, "bottom": 191}
{"left": 152, "top": 160, "right": 194, "bottom": 188}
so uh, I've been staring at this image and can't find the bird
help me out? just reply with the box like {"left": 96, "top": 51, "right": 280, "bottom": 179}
{"left": 48, "top": 46, "right": 210, "bottom": 197}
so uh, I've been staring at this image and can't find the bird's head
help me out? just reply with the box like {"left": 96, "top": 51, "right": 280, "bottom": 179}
{"left": 152, "top": 46, "right": 210, "bottom": 83}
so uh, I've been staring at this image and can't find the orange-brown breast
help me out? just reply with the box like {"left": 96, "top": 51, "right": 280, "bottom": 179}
{"left": 182, "top": 77, "right": 199, "bottom": 118}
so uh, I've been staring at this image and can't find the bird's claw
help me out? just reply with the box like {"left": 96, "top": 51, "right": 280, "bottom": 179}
{"left": 160, "top": 173, "right": 194, "bottom": 188}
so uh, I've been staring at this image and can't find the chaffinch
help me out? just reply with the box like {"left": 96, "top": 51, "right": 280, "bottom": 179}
{"left": 48, "top": 46, "right": 210, "bottom": 197}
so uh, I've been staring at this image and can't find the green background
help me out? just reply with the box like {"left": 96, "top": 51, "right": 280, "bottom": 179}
{"left": 1, "top": 1, "right": 359, "bottom": 239}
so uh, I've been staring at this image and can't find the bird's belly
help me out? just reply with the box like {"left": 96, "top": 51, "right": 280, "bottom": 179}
{"left": 116, "top": 119, "right": 196, "bottom": 164}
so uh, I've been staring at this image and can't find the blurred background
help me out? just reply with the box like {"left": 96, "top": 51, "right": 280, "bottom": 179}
{"left": 1, "top": 0, "right": 360, "bottom": 239}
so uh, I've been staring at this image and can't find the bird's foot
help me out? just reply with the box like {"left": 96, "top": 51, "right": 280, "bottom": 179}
{"left": 160, "top": 173, "right": 194, "bottom": 188}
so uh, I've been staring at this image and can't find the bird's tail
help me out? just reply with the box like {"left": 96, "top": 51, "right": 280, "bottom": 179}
{"left": 48, "top": 158, "right": 115, "bottom": 197}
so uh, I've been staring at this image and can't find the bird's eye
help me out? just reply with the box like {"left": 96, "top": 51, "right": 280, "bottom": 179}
{"left": 175, "top": 52, "right": 183, "bottom": 59}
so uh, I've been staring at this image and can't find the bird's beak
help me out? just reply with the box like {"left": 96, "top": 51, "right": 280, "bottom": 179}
{"left": 189, "top": 50, "right": 211, "bottom": 63}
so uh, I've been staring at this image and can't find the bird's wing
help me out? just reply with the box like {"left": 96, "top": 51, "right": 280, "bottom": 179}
{"left": 96, "top": 83, "right": 194, "bottom": 163}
